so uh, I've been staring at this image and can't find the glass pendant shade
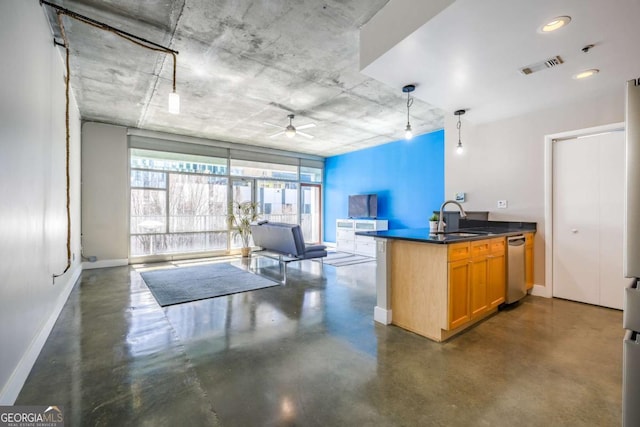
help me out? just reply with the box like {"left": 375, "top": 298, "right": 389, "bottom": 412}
{"left": 405, "top": 123, "right": 413, "bottom": 140}
{"left": 168, "top": 91, "right": 180, "bottom": 114}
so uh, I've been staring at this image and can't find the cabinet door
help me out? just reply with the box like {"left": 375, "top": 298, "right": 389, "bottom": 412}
{"left": 448, "top": 242, "right": 470, "bottom": 262}
{"left": 336, "top": 220, "right": 354, "bottom": 230}
{"left": 448, "top": 259, "right": 470, "bottom": 329}
{"left": 469, "top": 257, "right": 488, "bottom": 318}
{"left": 354, "top": 220, "right": 376, "bottom": 231}
{"left": 487, "top": 252, "right": 506, "bottom": 308}
{"left": 470, "top": 240, "right": 490, "bottom": 258}
{"left": 354, "top": 237, "right": 376, "bottom": 257}
{"left": 336, "top": 229, "right": 354, "bottom": 240}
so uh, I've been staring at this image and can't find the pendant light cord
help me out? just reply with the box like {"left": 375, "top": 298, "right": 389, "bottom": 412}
{"left": 44, "top": 2, "right": 179, "bottom": 281}
{"left": 68, "top": 16, "right": 178, "bottom": 92}
{"left": 40, "top": 1, "right": 178, "bottom": 53}
{"left": 41, "top": 1, "right": 179, "bottom": 92}
{"left": 457, "top": 114, "right": 462, "bottom": 145}
{"left": 53, "top": 11, "right": 71, "bottom": 281}
{"left": 406, "top": 91, "right": 414, "bottom": 125}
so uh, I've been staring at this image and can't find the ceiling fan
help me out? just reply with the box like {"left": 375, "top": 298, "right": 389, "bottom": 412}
{"left": 264, "top": 114, "right": 316, "bottom": 139}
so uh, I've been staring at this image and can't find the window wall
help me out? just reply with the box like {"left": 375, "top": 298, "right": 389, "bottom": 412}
{"left": 130, "top": 149, "right": 229, "bottom": 257}
{"left": 129, "top": 144, "right": 323, "bottom": 259}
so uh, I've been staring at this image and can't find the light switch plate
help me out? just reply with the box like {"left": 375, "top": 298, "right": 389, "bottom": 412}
{"left": 455, "top": 192, "right": 466, "bottom": 202}
{"left": 497, "top": 200, "right": 508, "bottom": 209}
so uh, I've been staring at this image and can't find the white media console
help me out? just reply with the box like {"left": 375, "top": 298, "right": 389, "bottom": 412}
{"left": 335, "top": 219, "right": 388, "bottom": 257}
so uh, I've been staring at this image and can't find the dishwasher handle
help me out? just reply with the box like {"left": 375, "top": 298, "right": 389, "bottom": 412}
{"left": 507, "top": 235, "right": 526, "bottom": 246}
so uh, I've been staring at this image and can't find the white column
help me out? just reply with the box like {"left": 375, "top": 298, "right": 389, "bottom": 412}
{"left": 374, "top": 238, "right": 392, "bottom": 324}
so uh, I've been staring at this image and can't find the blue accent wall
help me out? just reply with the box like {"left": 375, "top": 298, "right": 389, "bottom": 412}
{"left": 324, "top": 129, "right": 444, "bottom": 242}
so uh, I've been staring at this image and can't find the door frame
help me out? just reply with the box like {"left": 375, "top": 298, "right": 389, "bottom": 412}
{"left": 539, "top": 122, "right": 624, "bottom": 299}
{"left": 300, "top": 183, "right": 323, "bottom": 244}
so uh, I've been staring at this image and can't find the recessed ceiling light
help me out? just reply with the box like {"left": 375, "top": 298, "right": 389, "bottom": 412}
{"left": 573, "top": 69, "right": 600, "bottom": 80}
{"left": 540, "top": 16, "right": 571, "bottom": 33}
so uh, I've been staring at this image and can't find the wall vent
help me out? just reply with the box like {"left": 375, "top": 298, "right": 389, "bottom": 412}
{"left": 520, "top": 56, "right": 564, "bottom": 75}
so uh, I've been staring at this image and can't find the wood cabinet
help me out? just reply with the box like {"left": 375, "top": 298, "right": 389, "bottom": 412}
{"left": 389, "top": 236, "right": 508, "bottom": 342}
{"left": 447, "top": 237, "right": 506, "bottom": 330}
{"left": 525, "top": 232, "right": 534, "bottom": 290}
{"left": 390, "top": 241, "right": 448, "bottom": 340}
{"left": 448, "top": 258, "right": 471, "bottom": 329}
{"left": 469, "top": 255, "right": 488, "bottom": 318}
{"left": 487, "top": 249, "right": 506, "bottom": 308}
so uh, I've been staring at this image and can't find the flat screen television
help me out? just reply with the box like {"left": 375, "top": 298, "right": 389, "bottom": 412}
{"left": 348, "top": 194, "right": 377, "bottom": 218}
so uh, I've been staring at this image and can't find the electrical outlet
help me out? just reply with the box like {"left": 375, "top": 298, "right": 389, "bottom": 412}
{"left": 497, "top": 200, "right": 508, "bottom": 209}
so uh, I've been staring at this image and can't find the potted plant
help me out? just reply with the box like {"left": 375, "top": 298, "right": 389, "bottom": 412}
{"left": 429, "top": 213, "right": 439, "bottom": 233}
{"left": 228, "top": 201, "right": 259, "bottom": 257}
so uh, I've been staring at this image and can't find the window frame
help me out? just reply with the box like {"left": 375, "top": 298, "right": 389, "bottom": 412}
{"left": 128, "top": 147, "right": 323, "bottom": 262}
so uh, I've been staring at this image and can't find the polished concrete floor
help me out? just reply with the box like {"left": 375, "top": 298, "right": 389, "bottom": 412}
{"left": 17, "top": 256, "right": 623, "bottom": 426}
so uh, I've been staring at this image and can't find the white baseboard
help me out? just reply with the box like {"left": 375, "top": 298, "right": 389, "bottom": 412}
{"left": 0, "top": 264, "right": 82, "bottom": 405}
{"left": 530, "top": 283, "right": 552, "bottom": 298}
{"left": 323, "top": 241, "right": 336, "bottom": 249}
{"left": 374, "top": 306, "right": 392, "bottom": 325}
{"left": 82, "top": 258, "right": 128, "bottom": 270}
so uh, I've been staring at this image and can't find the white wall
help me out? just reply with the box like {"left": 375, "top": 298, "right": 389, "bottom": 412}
{"left": 0, "top": 1, "right": 82, "bottom": 403}
{"left": 81, "top": 122, "right": 129, "bottom": 266}
{"left": 445, "top": 88, "right": 624, "bottom": 288}
{"left": 360, "top": 0, "right": 454, "bottom": 70}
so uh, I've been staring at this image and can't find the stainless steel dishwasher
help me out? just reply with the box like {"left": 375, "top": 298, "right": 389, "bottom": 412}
{"left": 506, "top": 235, "right": 526, "bottom": 303}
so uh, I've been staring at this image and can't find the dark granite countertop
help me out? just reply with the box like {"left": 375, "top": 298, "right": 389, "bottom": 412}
{"left": 356, "top": 220, "right": 536, "bottom": 244}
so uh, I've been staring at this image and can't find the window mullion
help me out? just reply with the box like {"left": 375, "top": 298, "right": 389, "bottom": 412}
{"left": 165, "top": 172, "right": 170, "bottom": 234}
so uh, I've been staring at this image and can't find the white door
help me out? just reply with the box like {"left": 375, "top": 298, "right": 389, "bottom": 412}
{"left": 552, "top": 131, "right": 626, "bottom": 309}
{"left": 553, "top": 136, "right": 601, "bottom": 305}
{"left": 598, "top": 133, "right": 626, "bottom": 308}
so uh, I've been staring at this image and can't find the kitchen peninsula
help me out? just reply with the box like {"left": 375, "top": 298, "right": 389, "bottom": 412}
{"left": 363, "top": 220, "right": 536, "bottom": 342}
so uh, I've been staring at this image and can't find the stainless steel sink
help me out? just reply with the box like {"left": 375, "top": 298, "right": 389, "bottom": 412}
{"left": 438, "top": 231, "right": 487, "bottom": 237}
{"left": 452, "top": 229, "right": 496, "bottom": 236}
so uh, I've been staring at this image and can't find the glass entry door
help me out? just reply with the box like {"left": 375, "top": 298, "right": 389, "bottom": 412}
{"left": 301, "top": 183, "right": 321, "bottom": 244}
{"left": 229, "top": 178, "right": 320, "bottom": 247}
{"left": 256, "top": 180, "right": 298, "bottom": 225}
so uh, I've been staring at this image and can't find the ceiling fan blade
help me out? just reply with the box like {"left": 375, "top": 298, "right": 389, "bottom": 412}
{"left": 297, "top": 131, "right": 314, "bottom": 139}
{"left": 269, "top": 131, "right": 285, "bottom": 138}
{"left": 263, "top": 122, "right": 283, "bottom": 129}
{"left": 296, "top": 123, "right": 316, "bottom": 130}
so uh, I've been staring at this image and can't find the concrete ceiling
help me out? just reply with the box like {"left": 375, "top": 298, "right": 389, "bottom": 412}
{"left": 362, "top": 0, "right": 640, "bottom": 124}
{"left": 42, "top": 0, "right": 445, "bottom": 157}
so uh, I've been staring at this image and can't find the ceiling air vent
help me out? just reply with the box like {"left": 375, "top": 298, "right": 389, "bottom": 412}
{"left": 520, "top": 56, "right": 564, "bottom": 75}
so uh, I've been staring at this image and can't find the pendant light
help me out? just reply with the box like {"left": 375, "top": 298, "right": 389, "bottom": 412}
{"left": 168, "top": 52, "right": 180, "bottom": 114}
{"left": 168, "top": 92, "right": 180, "bottom": 114}
{"left": 455, "top": 109, "right": 466, "bottom": 154}
{"left": 402, "top": 84, "right": 415, "bottom": 140}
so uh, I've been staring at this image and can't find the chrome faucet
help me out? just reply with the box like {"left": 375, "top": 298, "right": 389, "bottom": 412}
{"left": 438, "top": 200, "right": 467, "bottom": 233}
